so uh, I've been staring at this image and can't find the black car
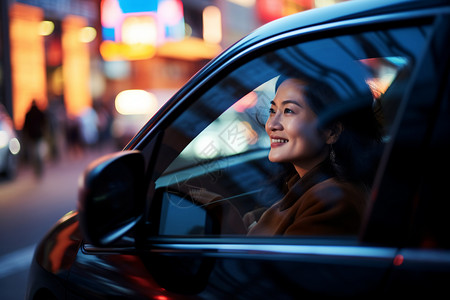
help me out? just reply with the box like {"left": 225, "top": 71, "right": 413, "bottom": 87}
{"left": 26, "top": 0, "right": 450, "bottom": 299}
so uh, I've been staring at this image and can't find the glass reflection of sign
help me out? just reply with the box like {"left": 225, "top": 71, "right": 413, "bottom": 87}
{"left": 100, "top": 0, "right": 184, "bottom": 61}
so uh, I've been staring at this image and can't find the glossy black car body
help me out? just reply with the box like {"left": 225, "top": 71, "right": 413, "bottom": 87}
{"left": 27, "top": 0, "right": 450, "bottom": 299}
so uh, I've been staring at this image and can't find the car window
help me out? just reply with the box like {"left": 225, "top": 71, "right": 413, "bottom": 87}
{"left": 148, "top": 23, "right": 432, "bottom": 238}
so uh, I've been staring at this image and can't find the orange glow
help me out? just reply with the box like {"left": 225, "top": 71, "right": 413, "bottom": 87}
{"left": 122, "top": 15, "right": 157, "bottom": 45}
{"left": 49, "top": 221, "right": 79, "bottom": 272}
{"left": 62, "top": 16, "right": 92, "bottom": 116}
{"left": 100, "top": 0, "right": 186, "bottom": 61}
{"left": 100, "top": 40, "right": 157, "bottom": 61}
{"left": 49, "top": 67, "right": 65, "bottom": 97}
{"left": 100, "top": 14, "right": 159, "bottom": 61}
{"left": 366, "top": 78, "right": 388, "bottom": 99}
{"left": 115, "top": 90, "right": 159, "bottom": 115}
{"left": 203, "top": 6, "right": 222, "bottom": 44}
{"left": 99, "top": 41, "right": 122, "bottom": 60}
{"left": 157, "top": 37, "right": 222, "bottom": 61}
{"left": 229, "top": 0, "right": 256, "bottom": 7}
{"left": 9, "top": 3, "right": 47, "bottom": 129}
{"left": 360, "top": 57, "right": 406, "bottom": 99}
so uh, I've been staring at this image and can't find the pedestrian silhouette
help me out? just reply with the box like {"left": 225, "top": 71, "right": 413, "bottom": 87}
{"left": 23, "top": 100, "right": 47, "bottom": 177}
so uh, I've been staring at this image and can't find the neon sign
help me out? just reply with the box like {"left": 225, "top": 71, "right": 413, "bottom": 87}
{"left": 100, "top": 0, "right": 184, "bottom": 60}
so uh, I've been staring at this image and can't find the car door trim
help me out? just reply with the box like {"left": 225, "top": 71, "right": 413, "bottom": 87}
{"left": 152, "top": 242, "right": 396, "bottom": 259}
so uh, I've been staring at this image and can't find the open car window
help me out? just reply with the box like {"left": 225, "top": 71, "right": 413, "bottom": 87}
{"left": 148, "top": 23, "right": 432, "bottom": 238}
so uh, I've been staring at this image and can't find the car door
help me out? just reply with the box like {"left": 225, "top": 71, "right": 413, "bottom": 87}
{"left": 362, "top": 13, "right": 450, "bottom": 296}
{"left": 132, "top": 10, "right": 446, "bottom": 298}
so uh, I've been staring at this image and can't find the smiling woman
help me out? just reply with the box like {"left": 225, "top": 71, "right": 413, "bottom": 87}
{"left": 266, "top": 78, "right": 333, "bottom": 177}
{"left": 247, "top": 74, "right": 382, "bottom": 236}
{"left": 268, "top": 75, "right": 382, "bottom": 180}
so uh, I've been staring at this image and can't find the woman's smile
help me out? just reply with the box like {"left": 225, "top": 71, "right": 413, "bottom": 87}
{"left": 270, "top": 136, "right": 289, "bottom": 147}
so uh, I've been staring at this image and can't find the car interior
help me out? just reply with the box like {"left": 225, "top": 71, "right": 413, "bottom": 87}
{"left": 144, "top": 24, "right": 431, "bottom": 240}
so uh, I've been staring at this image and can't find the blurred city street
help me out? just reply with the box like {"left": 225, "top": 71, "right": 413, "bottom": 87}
{"left": 0, "top": 144, "right": 115, "bottom": 300}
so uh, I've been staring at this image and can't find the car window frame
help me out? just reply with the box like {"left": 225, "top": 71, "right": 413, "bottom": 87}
{"left": 129, "top": 12, "right": 441, "bottom": 250}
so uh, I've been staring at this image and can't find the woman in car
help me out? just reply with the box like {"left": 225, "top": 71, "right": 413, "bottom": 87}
{"left": 246, "top": 76, "right": 383, "bottom": 236}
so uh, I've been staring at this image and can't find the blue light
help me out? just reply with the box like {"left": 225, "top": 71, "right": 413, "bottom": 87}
{"left": 118, "top": 0, "right": 158, "bottom": 13}
{"left": 159, "top": 243, "right": 397, "bottom": 259}
{"left": 102, "top": 27, "right": 115, "bottom": 41}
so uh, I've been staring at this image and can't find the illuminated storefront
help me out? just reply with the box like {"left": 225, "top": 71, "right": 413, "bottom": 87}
{"left": 9, "top": 3, "right": 48, "bottom": 129}
{"left": 2, "top": 0, "right": 345, "bottom": 129}
{"left": 7, "top": 0, "right": 98, "bottom": 129}
{"left": 99, "top": 0, "right": 224, "bottom": 107}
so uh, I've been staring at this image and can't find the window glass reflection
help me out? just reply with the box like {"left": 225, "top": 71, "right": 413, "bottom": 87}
{"left": 152, "top": 25, "right": 431, "bottom": 237}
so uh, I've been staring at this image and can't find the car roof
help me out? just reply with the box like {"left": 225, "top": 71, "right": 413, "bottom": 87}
{"left": 182, "top": 0, "right": 449, "bottom": 92}
{"left": 236, "top": 0, "right": 448, "bottom": 49}
{"left": 216, "top": 0, "right": 448, "bottom": 63}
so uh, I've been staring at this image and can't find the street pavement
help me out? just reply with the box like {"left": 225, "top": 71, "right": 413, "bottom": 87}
{"left": 0, "top": 143, "right": 116, "bottom": 300}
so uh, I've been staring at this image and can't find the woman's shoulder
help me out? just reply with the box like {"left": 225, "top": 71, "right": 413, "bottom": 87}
{"left": 301, "top": 177, "right": 368, "bottom": 209}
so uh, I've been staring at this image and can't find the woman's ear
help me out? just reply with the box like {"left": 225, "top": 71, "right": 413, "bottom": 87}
{"left": 325, "top": 122, "right": 343, "bottom": 144}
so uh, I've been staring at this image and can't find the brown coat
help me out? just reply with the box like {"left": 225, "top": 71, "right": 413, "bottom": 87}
{"left": 247, "top": 161, "right": 367, "bottom": 236}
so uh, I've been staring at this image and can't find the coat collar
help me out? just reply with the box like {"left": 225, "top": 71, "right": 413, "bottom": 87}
{"left": 279, "top": 158, "right": 335, "bottom": 211}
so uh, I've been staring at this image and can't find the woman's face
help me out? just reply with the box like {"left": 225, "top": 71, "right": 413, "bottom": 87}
{"left": 265, "top": 78, "right": 332, "bottom": 176}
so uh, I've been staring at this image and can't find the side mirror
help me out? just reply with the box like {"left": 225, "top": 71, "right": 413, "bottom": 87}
{"left": 78, "top": 150, "right": 146, "bottom": 246}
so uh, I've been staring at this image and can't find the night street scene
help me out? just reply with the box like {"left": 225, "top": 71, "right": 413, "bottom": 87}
{"left": 2, "top": 1, "right": 314, "bottom": 298}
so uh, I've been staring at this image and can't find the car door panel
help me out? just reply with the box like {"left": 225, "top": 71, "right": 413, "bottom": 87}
{"left": 363, "top": 12, "right": 450, "bottom": 297}
{"left": 142, "top": 239, "right": 396, "bottom": 298}
{"left": 385, "top": 248, "right": 450, "bottom": 297}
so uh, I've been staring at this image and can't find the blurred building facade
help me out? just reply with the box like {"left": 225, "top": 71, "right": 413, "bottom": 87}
{"left": 0, "top": 0, "right": 347, "bottom": 132}
{"left": 1, "top": 0, "right": 101, "bottom": 130}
